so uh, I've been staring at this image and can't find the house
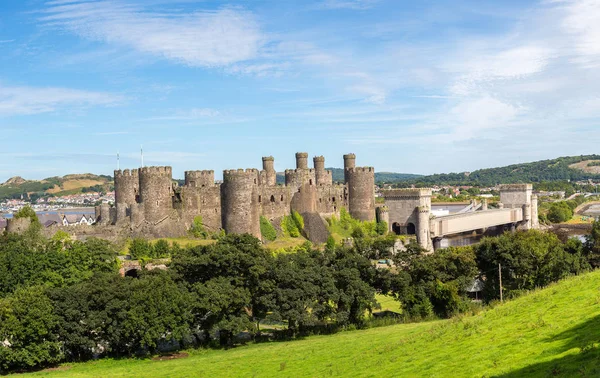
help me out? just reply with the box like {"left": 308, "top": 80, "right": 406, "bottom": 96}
{"left": 61, "top": 213, "right": 94, "bottom": 226}
{"left": 37, "top": 213, "right": 62, "bottom": 228}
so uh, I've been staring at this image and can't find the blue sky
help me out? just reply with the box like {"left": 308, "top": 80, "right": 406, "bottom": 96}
{"left": 1, "top": 0, "right": 599, "bottom": 181}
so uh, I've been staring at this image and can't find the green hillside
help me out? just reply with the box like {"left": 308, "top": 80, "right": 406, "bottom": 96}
{"left": 22, "top": 270, "right": 600, "bottom": 377}
{"left": 0, "top": 174, "right": 113, "bottom": 201}
{"left": 404, "top": 155, "right": 600, "bottom": 187}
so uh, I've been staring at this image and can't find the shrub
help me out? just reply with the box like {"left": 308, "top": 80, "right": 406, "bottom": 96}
{"left": 260, "top": 216, "right": 277, "bottom": 241}
{"left": 282, "top": 215, "right": 300, "bottom": 237}
{"left": 547, "top": 202, "right": 573, "bottom": 223}
{"left": 129, "top": 238, "right": 154, "bottom": 259}
{"left": 153, "top": 239, "right": 171, "bottom": 258}
{"left": 189, "top": 216, "right": 208, "bottom": 238}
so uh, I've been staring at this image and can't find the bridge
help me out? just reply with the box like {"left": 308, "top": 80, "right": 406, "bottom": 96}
{"left": 379, "top": 184, "right": 539, "bottom": 252}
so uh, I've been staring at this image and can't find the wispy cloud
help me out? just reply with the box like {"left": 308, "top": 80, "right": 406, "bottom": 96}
{"left": 39, "top": 1, "right": 264, "bottom": 67}
{"left": 317, "top": 0, "right": 380, "bottom": 10}
{"left": 0, "top": 84, "right": 122, "bottom": 116}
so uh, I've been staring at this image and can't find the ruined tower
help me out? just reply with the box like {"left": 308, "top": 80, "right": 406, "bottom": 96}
{"left": 139, "top": 166, "right": 173, "bottom": 223}
{"left": 417, "top": 205, "right": 431, "bottom": 251}
{"left": 346, "top": 166, "right": 375, "bottom": 221}
{"left": 531, "top": 194, "right": 539, "bottom": 229}
{"left": 221, "top": 169, "right": 260, "bottom": 238}
{"left": 114, "top": 169, "right": 138, "bottom": 222}
{"left": 376, "top": 206, "right": 390, "bottom": 234}
{"left": 261, "top": 156, "right": 276, "bottom": 186}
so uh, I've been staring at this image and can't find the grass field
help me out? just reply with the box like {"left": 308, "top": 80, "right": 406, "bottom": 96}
{"left": 19, "top": 269, "right": 600, "bottom": 377}
{"left": 47, "top": 179, "right": 105, "bottom": 194}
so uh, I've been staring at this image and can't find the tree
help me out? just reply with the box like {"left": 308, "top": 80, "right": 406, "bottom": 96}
{"left": 0, "top": 287, "right": 62, "bottom": 373}
{"left": 259, "top": 216, "right": 277, "bottom": 241}
{"left": 547, "top": 202, "right": 573, "bottom": 223}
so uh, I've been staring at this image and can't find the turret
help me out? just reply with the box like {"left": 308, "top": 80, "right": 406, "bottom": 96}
{"left": 262, "top": 156, "right": 276, "bottom": 186}
{"left": 376, "top": 206, "right": 390, "bottom": 234}
{"left": 184, "top": 170, "right": 214, "bottom": 188}
{"left": 114, "top": 168, "right": 139, "bottom": 222}
{"left": 296, "top": 152, "right": 308, "bottom": 169}
{"left": 139, "top": 166, "right": 173, "bottom": 223}
{"left": 343, "top": 153, "right": 356, "bottom": 183}
{"left": 346, "top": 166, "right": 375, "bottom": 221}
{"left": 221, "top": 169, "right": 260, "bottom": 238}
{"left": 313, "top": 156, "right": 332, "bottom": 186}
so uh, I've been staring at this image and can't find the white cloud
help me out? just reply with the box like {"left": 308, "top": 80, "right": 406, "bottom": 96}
{"left": 0, "top": 84, "right": 122, "bottom": 116}
{"left": 449, "top": 96, "right": 521, "bottom": 139}
{"left": 39, "top": 1, "right": 264, "bottom": 67}
{"left": 558, "top": 0, "right": 600, "bottom": 67}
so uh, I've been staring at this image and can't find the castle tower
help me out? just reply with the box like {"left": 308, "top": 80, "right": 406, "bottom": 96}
{"left": 221, "top": 169, "right": 260, "bottom": 238}
{"left": 184, "top": 170, "right": 214, "bottom": 188}
{"left": 99, "top": 203, "right": 111, "bottom": 225}
{"left": 139, "top": 166, "right": 174, "bottom": 223}
{"left": 313, "top": 156, "right": 332, "bottom": 186}
{"left": 376, "top": 206, "right": 390, "bottom": 234}
{"left": 343, "top": 153, "right": 356, "bottom": 183}
{"left": 114, "top": 169, "right": 138, "bottom": 222}
{"left": 262, "top": 156, "right": 276, "bottom": 186}
{"left": 346, "top": 166, "right": 375, "bottom": 221}
{"left": 417, "top": 206, "right": 431, "bottom": 251}
{"left": 296, "top": 152, "right": 308, "bottom": 169}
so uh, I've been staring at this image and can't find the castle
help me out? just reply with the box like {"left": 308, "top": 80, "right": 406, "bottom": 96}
{"left": 97, "top": 152, "right": 375, "bottom": 242}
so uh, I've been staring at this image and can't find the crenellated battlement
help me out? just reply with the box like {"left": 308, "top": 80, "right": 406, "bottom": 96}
{"left": 383, "top": 188, "right": 432, "bottom": 199}
{"left": 223, "top": 168, "right": 259, "bottom": 175}
{"left": 139, "top": 166, "right": 172, "bottom": 176}
{"left": 346, "top": 166, "right": 374, "bottom": 173}
{"left": 343, "top": 153, "right": 356, "bottom": 159}
{"left": 185, "top": 170, "right": 214, "bottom": 176}
{"left": 285, "top": 168, "right": 315, "bottom": 174}
{"left": 296, "top": 152, "right": 308, "bottom": 158}
{"left": 114, "top": 168, "right": 139, "bottom": 177}
{"left": 313, "top": 156, "right": 325, "bottom": 162}
{"left": 262, "top": 156, "right": 274, "bottom": 162}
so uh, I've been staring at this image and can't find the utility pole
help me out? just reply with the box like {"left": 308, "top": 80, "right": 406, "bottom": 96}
{"left": 498, "top": 263, "right": 503, "bottom": 303}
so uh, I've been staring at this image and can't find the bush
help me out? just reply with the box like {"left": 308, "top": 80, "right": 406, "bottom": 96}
{"left": 153, "top": 239, "right": 171, "bottom": 258}
{"left": 260, "top": 216, "right": 277, "bottom": 241}
{"left": 189, "top": 216, "right": 209, "bottom": 239}
{"left": 129, "top": 238, "right": 154, "bottom": 259}
{"left": 547, "top": 202, "right": 573, "bottom": 223}
{"left": 282, "top": 212, "right": 304, "bottom": 238}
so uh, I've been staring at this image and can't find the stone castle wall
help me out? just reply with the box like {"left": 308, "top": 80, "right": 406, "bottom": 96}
{"left": 106, "top": 152, "right": 376, "bottom": 241}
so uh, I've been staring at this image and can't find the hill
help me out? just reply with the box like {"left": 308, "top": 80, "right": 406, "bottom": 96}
{"left": 404, "top": 154, "right": 600, "bottom": 187}
{"left": 0, "top": 174, "right": 113, "bottom": 201}
{"left": 22, "top": 270, "right": 600, "bottom": 377}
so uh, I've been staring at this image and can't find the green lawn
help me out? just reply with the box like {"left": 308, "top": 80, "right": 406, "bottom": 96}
{"left": 19, "top": 269, "right": 600, "bottom": 377}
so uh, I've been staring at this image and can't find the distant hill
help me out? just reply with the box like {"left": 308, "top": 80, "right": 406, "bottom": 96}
{"left": 0, "top": 174, "right": 113, "bottom": 201}
{"left": 401, "top": 155, "right": 600, "bottom": 187}
{"left": 275, "top": 168, "right": 421, "bottom": 184}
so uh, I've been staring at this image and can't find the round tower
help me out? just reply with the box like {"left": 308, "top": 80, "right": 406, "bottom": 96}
{"left": 99, "top": 203, "right": 111, "bottom": 225}
{"left": 139, "top": 166, "right": 173, "bottom": 223}
{"left": 184, "top": 170, "right": 214, "bottom": 188}
{"left": 114, "top": 169, "right": 138, "bottom": 222}
{"left": 313, "top": 156, "right": 332, "bottom": 186}
{"left": 343, "top": 153, "right": 356, "bottom": 183}
{"left": 346, "top": 166, "right": 375, "bottom": 221}
{"left": 262, "top": 156, "right": 276, "bottom": 186}
{"left": 221, "top": 169, "right": 260, "bottom": 238}
{"left": 376, "top": 206, "right": 390, "bottom": 234}
{"left": 523, "top": 203, "right": 532, "bottom": 230}
{"left": 296, "top": 152, "right": 308, "bottom": 170}
{"left": 417, "top": 205, "right": 431, "bottom": 251}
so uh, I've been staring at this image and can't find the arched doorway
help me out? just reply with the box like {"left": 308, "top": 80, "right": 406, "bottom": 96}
{"left": 392, "top": 222, "right": 401, "bottom": 235}
{"left": 407, "top": 222, "right": 416, "bottom": 235}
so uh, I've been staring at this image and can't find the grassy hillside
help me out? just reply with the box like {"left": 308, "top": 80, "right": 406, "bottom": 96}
{"left": 403, "top": 155, "right": 600, "bottom": 187}
{"left": 21, "top": 270, "right": 600, "bottom": 377}
{"left": 0, "top": 174, "right": 112, "bottom": 200}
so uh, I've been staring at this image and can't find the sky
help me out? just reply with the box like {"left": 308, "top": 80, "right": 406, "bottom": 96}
{"left": 0, "top": 0, "right": 599, "bottom": 181}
